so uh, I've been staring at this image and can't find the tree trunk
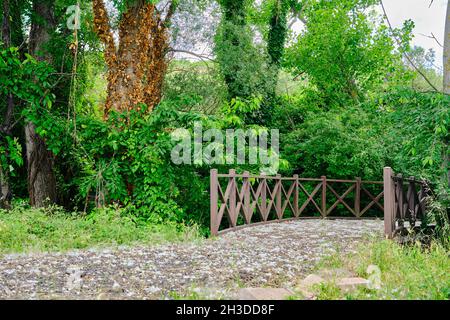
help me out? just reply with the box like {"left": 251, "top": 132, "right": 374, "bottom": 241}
{"left": 25, "top": 123, "right": 57, "bottom": 206}
{"left": 268, "top": 0, "right": 289, "bottom": 67}
{"left": 0, "top": 0, "right": 13, "bottom": 209}
{"left": 0, "top": 95, "right": 13, "bottom": 209}
{"left": 92, "top": 0, "right": 173, "bottom": 117}
{"left": 26, "top": 0, "right": 57, "bottom": 207}
{"left": 444, "top": 0, "right": 450, "bottom": 95}
{"left": 444, "top": 0, "right": 450, "bottom": 188}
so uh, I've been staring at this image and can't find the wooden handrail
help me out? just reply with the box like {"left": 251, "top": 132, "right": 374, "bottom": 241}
{"left": 210, "top": 169, "right": 385, "bottom": 236}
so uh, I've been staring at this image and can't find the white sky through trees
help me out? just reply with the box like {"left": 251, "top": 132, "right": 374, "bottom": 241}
{"left": 289, "top": 0, "right": 447, "bottom": 70}
{"left": 382, "top": 0, "right": 447, "bottom": 69}
{"left": 103, "top": 0, "right": 447, "bottom": 70}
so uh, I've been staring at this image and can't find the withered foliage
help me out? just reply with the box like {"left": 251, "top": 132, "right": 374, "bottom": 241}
{"left": 92, "top": 0, "right": 175, "bottom": 117}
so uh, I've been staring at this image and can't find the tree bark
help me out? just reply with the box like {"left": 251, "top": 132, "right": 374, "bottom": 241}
{"left": 444, "top": 0, "right": 450, "bottom": 188}
{"left": 26, "top": 0, "right": 57, "bottom": 207}
{"left": 92, "top": 0, "right": 173, "bottom": 117}
{"left": 0, "top": 0, "right": 13, "bottom": 209}
{"left": 444, "top": 0, "right": 450, "bottom": 95}
{"left": 0, "top": 94, "right": 13, "bottom": 209}
{"left": 268, "top": 0, "right": 289, "bottom": 67}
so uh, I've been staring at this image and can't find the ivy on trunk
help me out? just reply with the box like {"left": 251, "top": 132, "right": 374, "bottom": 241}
{"left": 92, "top": 0, "right": 176, "bottom": 117}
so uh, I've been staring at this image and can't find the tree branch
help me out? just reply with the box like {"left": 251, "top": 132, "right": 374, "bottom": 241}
{"left": 380, "top": 0, "right": 439, "bottom": 92}
{"left": 418, "top": 32, "right": 444, "bottom": 48}
{"left": 163, "top": 0, "right": 177, "bottom": 27}
{"left": 92, "top": 0, "right": 117, "bottom": 69}
{"left": 169, "top": 49, "right": 216, "bottom": 62}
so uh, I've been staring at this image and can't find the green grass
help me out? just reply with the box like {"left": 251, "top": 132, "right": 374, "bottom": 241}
{"left": 0, "top": 203, "right": 201, "bottom": 254}
{"left": 312, "top": 240, "right": 450, "bottom": 300}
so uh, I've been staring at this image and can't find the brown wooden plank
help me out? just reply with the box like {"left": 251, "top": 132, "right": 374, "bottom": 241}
{"left": 326, "top": 184, "right": 356, "bottom": 216}
{"left": 298, "top": 182, "right": 323, "bottom": 214}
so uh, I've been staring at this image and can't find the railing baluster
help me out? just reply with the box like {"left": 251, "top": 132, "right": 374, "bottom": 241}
{"left": 397, "top": 174, "right": 404, "bottom": 229}
{"left": 243, "top": 171, "right": 251, "bottom": 224}
{"left": 355, "top": 177, "right": 361, "bottom": 217}
{"left": 261, "top": 175, "right": 267, "bottom": 221}
{"left": 210, "top": 169, "right": 219, "bottom": 236}
{"left": 407, "top": 176, "right": 416, "bottom": 227}
{"left": 293, "top": 174, "right": 299, "bottom": 217}
{"left": 276, "top": 174, "right": 282, "bottom": 220}
{"left": 229, "top": 169, "right": 237, "bottom": 228}
{"left": 383, "top": 167, "right": 395, "bottom": 239}
{"left": 321, "top": 176, "right": 327, "bottom": 217}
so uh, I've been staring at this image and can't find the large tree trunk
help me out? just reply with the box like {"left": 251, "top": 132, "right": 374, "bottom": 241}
{"left": 0, "top": 0, "right": 13, "bottom": 209}
{"left": 444, "top": 0, "right": 450, "bottom": 188}
{"left": 107, "top": 1, "right": 155, "bottom": 114}
{"left": 0, "top": 95, "right": 13, "bottom": 209}
{"left": 26, "top": 0, "right": 57, "bottom": 207}
{"left": 25, "top": 123, "right": 57, "bottom": 206}
{"left": 444, "top": 0, "right": 450, "bottom": 95}
{"left": 93, "top": 0, "right": 173, "bottom": 117}
{"left": 0, "top": 167, "right": 11, "bottom": 209}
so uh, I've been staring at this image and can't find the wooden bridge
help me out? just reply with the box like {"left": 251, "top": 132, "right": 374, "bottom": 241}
{"left": 210, "top": 167, "right": 432, "bottom": 238}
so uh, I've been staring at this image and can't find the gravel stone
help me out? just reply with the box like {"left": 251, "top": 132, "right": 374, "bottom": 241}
{"left": 0, "top": 219, "right": 383, "bottom": 299}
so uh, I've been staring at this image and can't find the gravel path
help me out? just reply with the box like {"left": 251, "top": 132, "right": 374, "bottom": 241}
{"left": 0, "top": 219, "right": 383, "bottom": 299}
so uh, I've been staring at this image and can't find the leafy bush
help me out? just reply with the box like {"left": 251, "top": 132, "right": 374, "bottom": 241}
{"left": 283, "top": 106, "right": 386, "bottom": 179}
{"left": 0, "top": 46, "right": 54, "bottom": 179}
{"left": 279, "top": 88, "right": 448, "bottom": 185}
{"left": 285, "top": 0, "right": 409, "bottom": 107}
{"left": 163, "top": 60, "right": 228, "bottom": 115}
{"left": 380, "top": 88, "right": 449, "bottom": 184}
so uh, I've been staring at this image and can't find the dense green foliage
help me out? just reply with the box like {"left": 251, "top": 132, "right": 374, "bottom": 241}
{"left": 285, "top": 0, "right": 407, "bottom": 106}
{"left": 280, "top": 89, "right": 449, "bottom": 183}
{"left": 0, "top": 47, "right": 54, "bottom": 180}
{"left": 0, "top": 0, "right": 448, "bottom": 245}
{"left": 215, "top": 0, "right": 274, "bottom": 102}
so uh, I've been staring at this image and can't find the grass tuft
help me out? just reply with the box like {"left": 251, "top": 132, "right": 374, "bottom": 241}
{"left": 313, "top": 240, "right": 450, "bottom": 300}
{"left": 0, "top": 203, "right": 201, "bottom": 254}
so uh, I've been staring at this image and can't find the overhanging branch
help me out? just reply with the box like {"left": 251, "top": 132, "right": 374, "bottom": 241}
{"left": 380, "top": 0, "right": 439, "bottom": 92}
{"left": 170, "top": 49, "right": 216, "bottom": 62}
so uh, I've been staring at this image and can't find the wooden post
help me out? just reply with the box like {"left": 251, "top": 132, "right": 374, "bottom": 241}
{"left": 210, "top": 169, "right": 218, "bottom": 236}
{"left": 383, "top": 167, "right": 395, "bottom": 239}
{"left": 293, "top": 174, "right": 299, "bottom": 217}
{"left": 355, "top": 177, "right": 361, "bottom": 217}
{"left": 243, "top": 171, "right": 251, "bottom": 224}
{"left": 276, "top": 174, "right": 282, "bottom": 220}
{"left": 261, "top": 175, "right": 267, "bottom": 221}
{"left": 408, "top": 176, "right": 416, "bottom": 226}
{"left": 396, "top": 174, "right": 404, "bottom": 228}
{"left": 321, "top": 176, "right": 327, "bottom": 217}
{"left": 229, "top": 169, "right": 237, "bottom": 228}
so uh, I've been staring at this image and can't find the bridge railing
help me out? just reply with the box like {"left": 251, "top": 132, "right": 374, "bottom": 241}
{"left": 383, "top": 167, "right": 433, "bottom": 239}
{"left": 210, "top": 169, "right": 384, "bottom": 236}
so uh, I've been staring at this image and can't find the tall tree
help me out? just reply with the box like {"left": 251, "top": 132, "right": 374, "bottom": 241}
{"left": 265, "top": 0, "right": 303, "bottom": 101}
{"left": 267, "top": 0, "right": 290, "bottom": 67}
{"left": 0, "top": 0, "right": 12, "bottom": 208}
{"left": 285, "top": 0, "right": 401, "bottom": 106}
{"left": 25, "top": 0, "right": 57, "bottom": 207}
{"left": 445, "top": 0, "right": 450, "bottom": 95}
{"left": 92, "top": 0, "right": 176, "bottom": 116}
{"left": 215, "top": 0, "right": 272, "bottom": 102}
{"left": 444, "top": 0, "right": 449, "bottom": 187}
{"left": 0, "top": 0, "right": 24, "bottom": 208}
